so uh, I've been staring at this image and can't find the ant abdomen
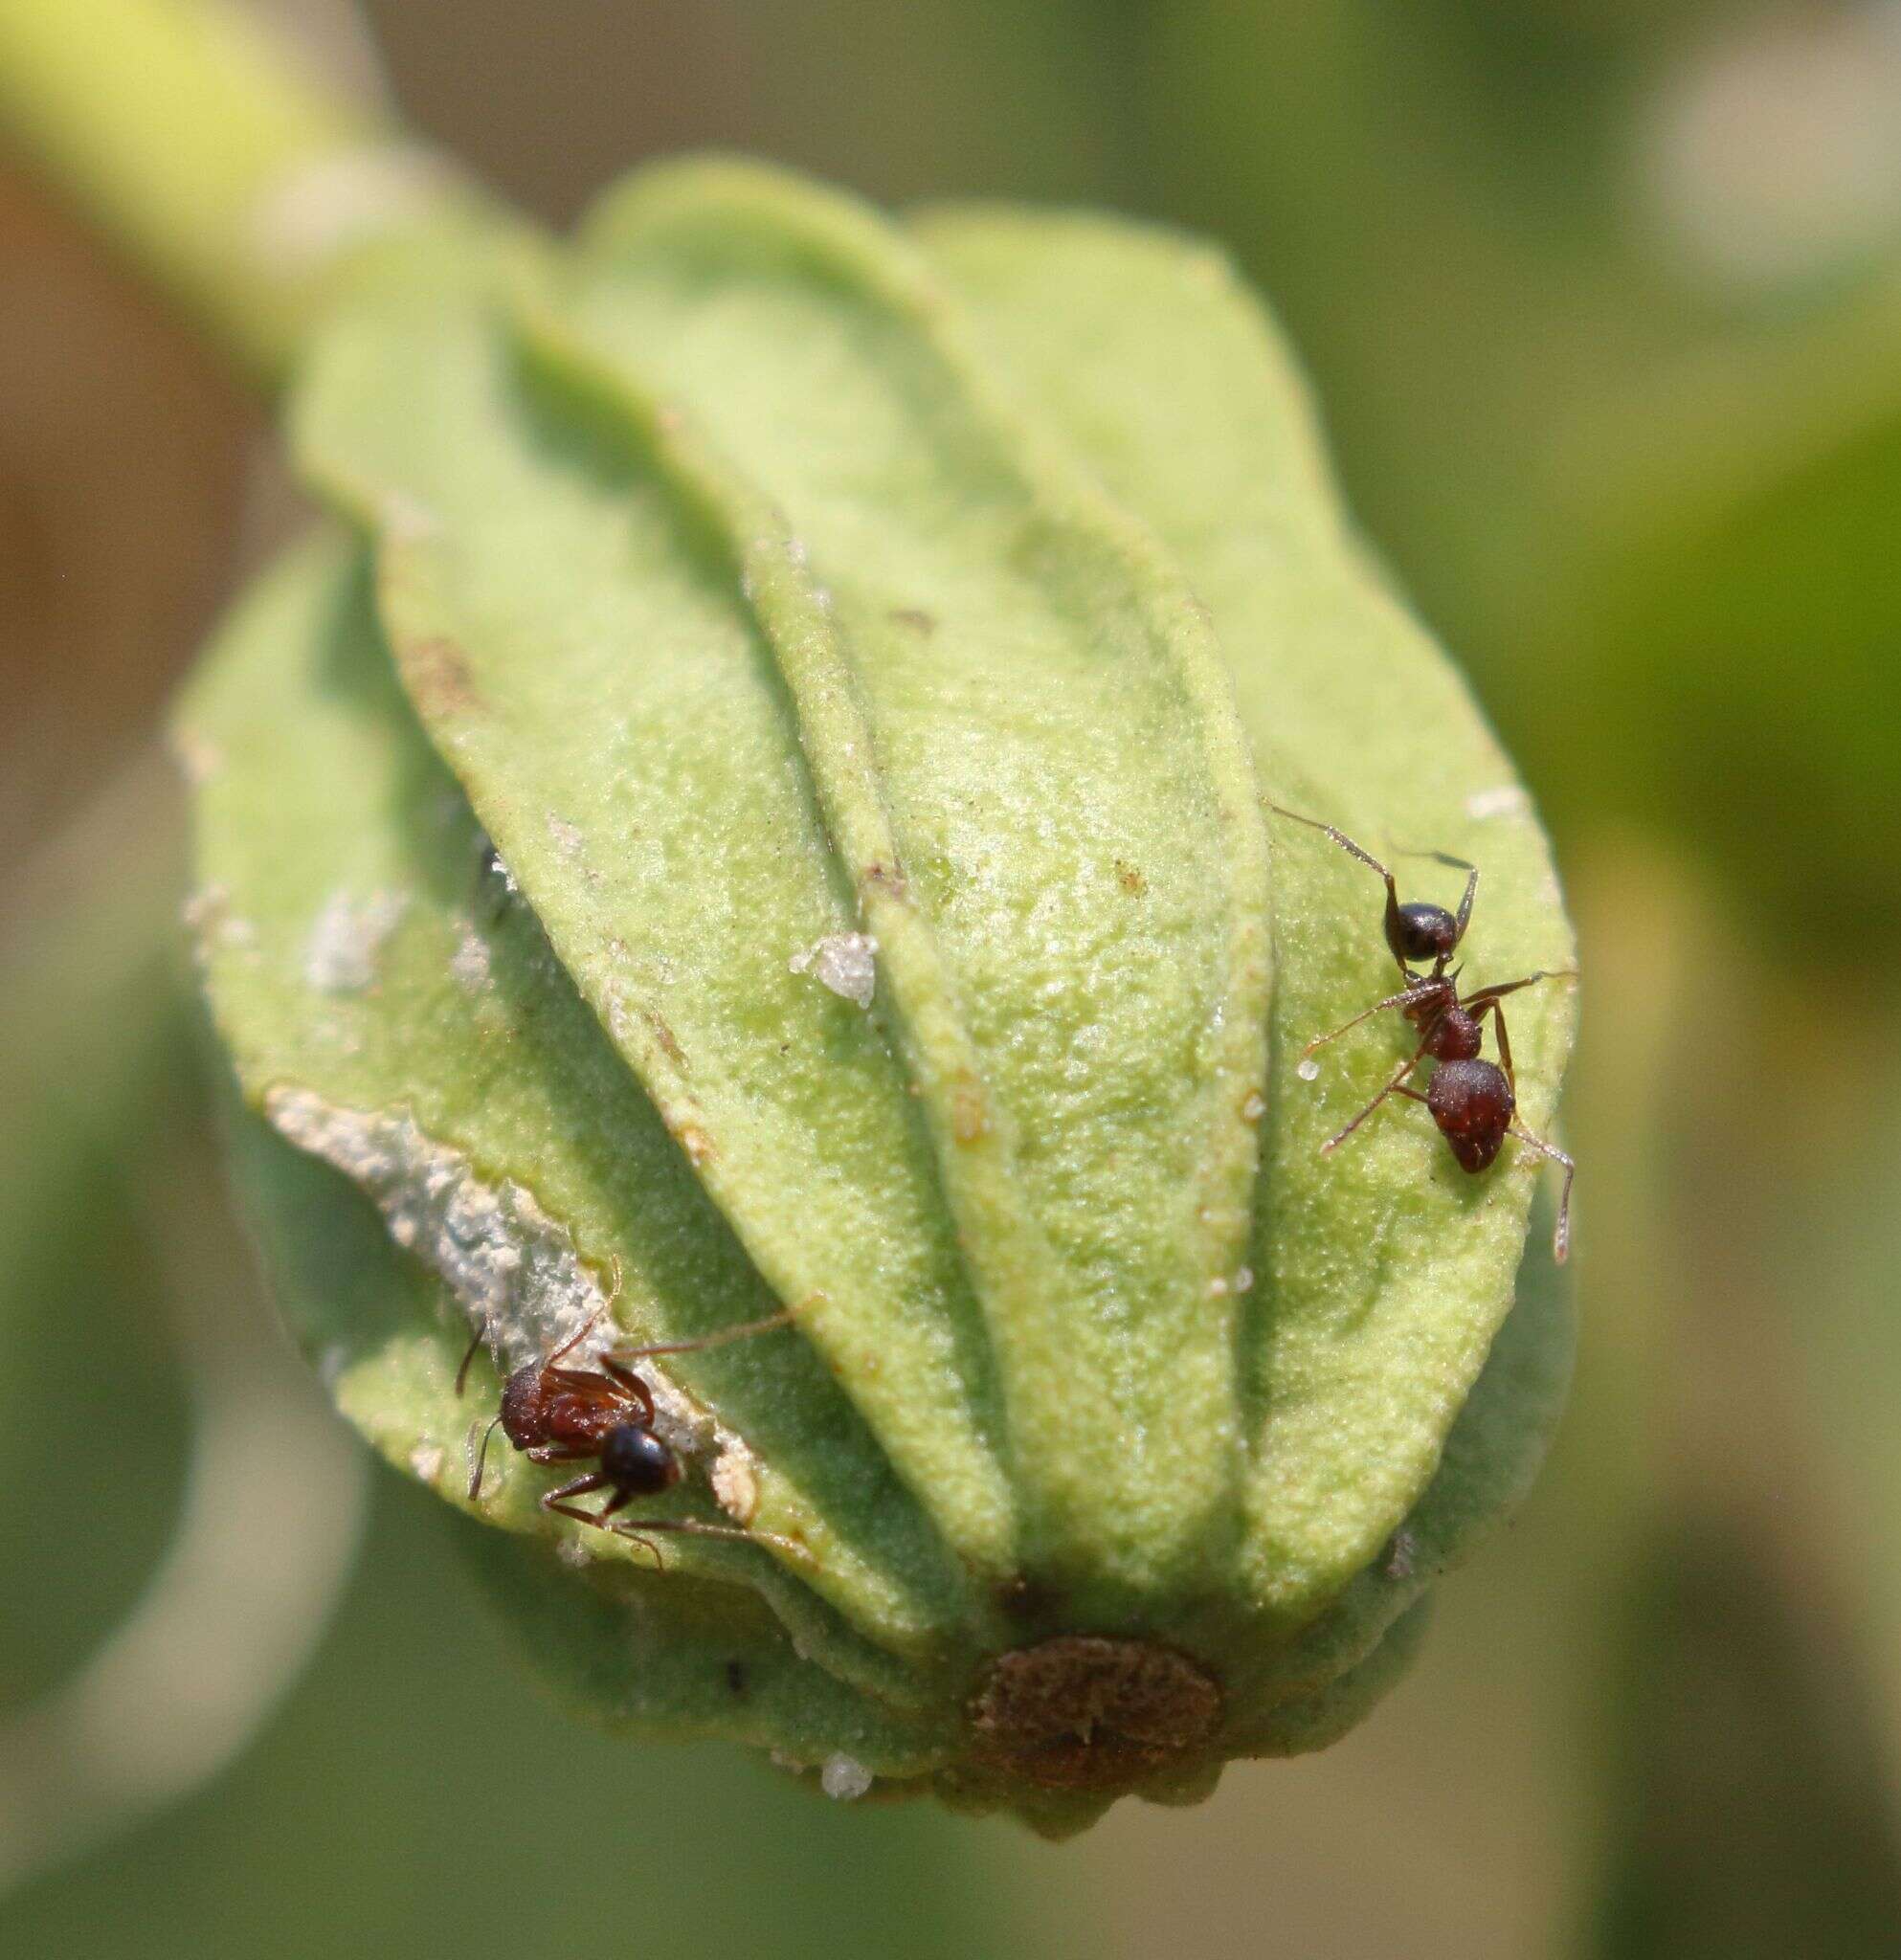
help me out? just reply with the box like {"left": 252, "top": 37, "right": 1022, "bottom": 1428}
{"left": 600, "top": 1421, "right": 679, "bottom": 1498}
{"left": 1424, "top": 1058, "right": 1514, "bottom": 1172}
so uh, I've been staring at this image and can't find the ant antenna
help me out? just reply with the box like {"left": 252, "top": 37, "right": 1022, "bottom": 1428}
{"left": 455, "top": 1318, "right": 490, "bottom": 1398}
{"left": 466, "top": 1414, "right": 503, "bottom": 1501}
{"left": 610, "top": 1296, "right": 813, "bottom": 1365}
{"left": 610, "top": 1517, "right": 816, "bottom": 1570}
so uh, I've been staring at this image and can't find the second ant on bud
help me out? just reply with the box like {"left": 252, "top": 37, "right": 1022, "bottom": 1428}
{"left": 1271, "top": 805, "right": 1577, "bottom": 1262}
{"left": 457, "top": 1277, "right": 810, "bottom": 1567}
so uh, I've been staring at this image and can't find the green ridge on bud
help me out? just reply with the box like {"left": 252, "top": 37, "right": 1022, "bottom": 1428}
{"left": 179, "top": 158, "right": 1577, "bottom": 1836}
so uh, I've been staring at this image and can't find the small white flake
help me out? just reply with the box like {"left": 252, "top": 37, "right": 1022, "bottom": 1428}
{"left": 182, "top": 884, "right": 257, "bottom": 952}
{"left": 790, "top": 932, "right": 879, "bottom": 1010}
{"left": 710, "top": 1450, "right": 760, "bottom": 1526}
{"left": 546, "top": 813, "right": 584, "bottom": 859}
{"left": 304, "top": 888, "right": 408, "bottom": 994}
{"left": 450, "top": 927, "right": 492, "bottom": 992}
{"left": 1297, "top": 1058, "right": 1320, "bottom": 1082}
{"left": 1241, "top": 1089, "right": 1266, "bottom": 1123}
{"left": 556, "top": 1535, "right": 592, "bottom": 1569}
{"left": 250, "top": 143, "right": 455, "bottom": 278}
{"left": 1233, "top": 1265, "right": 1255, "bottom": 1294}
{"left": 174, "top": 732, "right": 223, "bottom": 785}
{"left": 820, "top": 1753, "right": 874, "bottom": 1801}
{"left": 409, "top": 1442, "right": 444, "bottom": 1483}
{"left": 1465, "top": 784, "right": 1530, "bottom": 821}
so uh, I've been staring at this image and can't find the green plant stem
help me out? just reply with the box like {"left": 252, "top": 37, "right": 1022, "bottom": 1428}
{"left": 0, "top": 0, "right": 475, "bottom": 379}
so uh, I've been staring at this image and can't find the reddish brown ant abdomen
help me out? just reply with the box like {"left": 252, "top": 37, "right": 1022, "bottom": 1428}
{"left": 1425, "top": 1058, "right": 1514, "bottom": 1172}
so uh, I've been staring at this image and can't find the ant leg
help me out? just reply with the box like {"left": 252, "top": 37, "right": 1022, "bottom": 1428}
{"left": 455, "top": 1319, "right": 490, "bottom": 1397}
{"left": 1468, "top": 994, "right": 1517, "bottom": 1095}
{"left": 1466, "top": 971, "right": 1577, "bottom": 1094}
{"left": 1322, "top": 1048, "right": 1426, "bottom": 1153}
{"left": 610, "top": 1517, "right": 815, "bottom": 1566}
{"left": 1270, "top": 805, "right": 1411, "bottom": 980}
{"left": 595, "top": 1359, "right": 659, "bottom": 1423}
{"left": 545, "top": 1310, "right": 606, "bottom": 1370}
{"left": 465, "top": 1414, "right": 503, "bottom": 1500}
{"left": 1464, "top": 969, "right": 1577, "bottom": 1010}
{"left": 609, "top": 1299, "right": 808, "bottom": 1366}
{"left": 542, "top": 1473, "right": 611, "bottom": 1519}
{"left": 1301, "top": 987, "right": 1420, "bottom": 1062}
{"left": 1508, "top": 1125, "right": 1575, "bottom": 1265}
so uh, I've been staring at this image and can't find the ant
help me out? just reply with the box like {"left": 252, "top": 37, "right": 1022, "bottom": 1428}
{"left": 1271, "top": 806, "right": 1576, "bottom": 1262}
{"left": 456, "top": 1288, "right": 806, "bottom": 1567}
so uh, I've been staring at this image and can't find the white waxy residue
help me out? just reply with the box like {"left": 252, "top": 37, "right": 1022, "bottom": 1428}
{"left": 303, "top": 888, "right": 409, "bottom": 994}
{"left": 449, "top": 925, "right": 492, "bottom": 993}
{"left": 1297, "top": 1058, "right": 1320, "bottom": 1082}
{"left": 1465, "top": 784, "right": 1530, "bottom": 821}
{"left": 820, "top": 1753, "right": 874, "bottom": 1800}
{"left": 250, "top": 144, "right": 455, "bottom": 278}
{"left": 263, "top": 1091, "right": 760, "bottom": 1503}
{"left": 790, "top": 932, "right": 879, "bottom": 1010}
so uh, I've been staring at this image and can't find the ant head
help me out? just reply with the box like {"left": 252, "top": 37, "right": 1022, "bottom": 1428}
{"left": 499, "top": 1364, "right": 546, "bottom": 1449}
{"left": 1393, "top": 901, "right": 1461, "bottom": 969}
{"left": 600, "top": 1421, "right": 680, "bottom": 1498}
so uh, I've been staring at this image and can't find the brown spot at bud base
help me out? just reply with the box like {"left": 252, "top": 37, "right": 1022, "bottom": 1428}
{"left": 968, "top": 1637, "right": 1221, "bottom": 1792}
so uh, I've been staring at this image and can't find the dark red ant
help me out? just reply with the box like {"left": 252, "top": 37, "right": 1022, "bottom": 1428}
{"left": 456, "top": 1291, "right": 806, "bottom": 1567}
{"left": 1272, "top": 806, "right": 1576, "bottom": 1262}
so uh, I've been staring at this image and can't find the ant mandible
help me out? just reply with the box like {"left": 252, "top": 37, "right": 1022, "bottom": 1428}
{"left": 1271, "top": 805, "right": 1577, "bottom": 1262}
{"left": 456, "top": 1287, "right": 806, "bottom": 1567}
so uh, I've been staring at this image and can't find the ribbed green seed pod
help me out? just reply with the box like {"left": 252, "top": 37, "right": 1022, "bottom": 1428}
{"left": 179, "top": 159, "right": 1577, "bottom": 1836}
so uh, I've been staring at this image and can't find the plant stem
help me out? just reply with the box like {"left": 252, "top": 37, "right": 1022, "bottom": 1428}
{"left": 0, "top": 0, "right": 476, "bottom": 381}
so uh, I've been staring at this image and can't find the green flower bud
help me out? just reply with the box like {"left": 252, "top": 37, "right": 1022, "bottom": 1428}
{"left": 178, "top": 159, "right": 1576, "bottom": 1836}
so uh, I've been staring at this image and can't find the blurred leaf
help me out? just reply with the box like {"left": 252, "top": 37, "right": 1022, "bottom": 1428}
{"left": 1591, "top": 1516, "right": 1901, "bottom": 1959}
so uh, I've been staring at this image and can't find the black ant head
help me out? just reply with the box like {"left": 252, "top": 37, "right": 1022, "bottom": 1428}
{"left": 600, "top": 1421, "right": 680, "bottom": 1498}
{"left": 1393, "top": 901, "right": 1461, "bottom": 969}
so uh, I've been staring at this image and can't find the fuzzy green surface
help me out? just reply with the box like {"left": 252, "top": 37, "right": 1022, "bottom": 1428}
{"left": 182, "top": 159, "right": 1576, "bottom": 1827}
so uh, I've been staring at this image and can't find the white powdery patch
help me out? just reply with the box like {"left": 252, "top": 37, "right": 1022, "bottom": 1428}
{"left": 304, "top": 889, "right": 409, "bottom": 994}
{"left": 790, "top": 932, "right": 879, "bottom": 1010}
{"left": 449, "top": 924, "right": 493, "bottom": 993}
{"left": 173, "top": 731, "right": 223, "bottom": 786}
{"left": 1465, "top": 784, "right": 1531, "bottom": 822}
{"left": 819, "top": 1753, "right": 875, "bottom": 1800}
{"left": 182, "top": 884, "right": 257, "bottom": 954}
{"left": 249, "top": 143, "right": 457, "bottom": 278}
{"left": 264, "top": 1090, "right": 760, "bottom": 1501}
{"left": 546, "top": 813, "right": 585, "bottom": 859}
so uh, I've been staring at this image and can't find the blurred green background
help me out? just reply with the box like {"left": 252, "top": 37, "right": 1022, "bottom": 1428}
{"left": 6, "top": 2, "right": 1901, "bottom": 1952}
